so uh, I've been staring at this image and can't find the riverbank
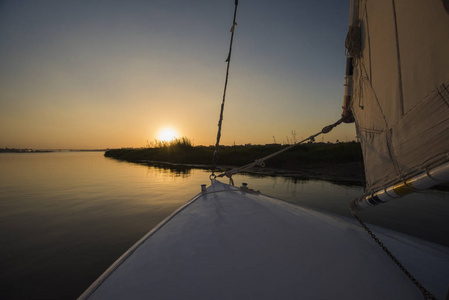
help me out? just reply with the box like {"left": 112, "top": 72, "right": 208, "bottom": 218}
{"left": 105, "top": 142, "right": 365, "bottom": 184}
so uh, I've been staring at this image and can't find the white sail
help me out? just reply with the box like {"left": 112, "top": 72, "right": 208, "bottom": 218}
{"left": 349, "top": 0, "right": 449, "bottom": 194}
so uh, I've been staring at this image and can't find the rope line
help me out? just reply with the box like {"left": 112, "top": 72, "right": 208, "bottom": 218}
{"left": 216, "top": 118, "right": 344, "bottom": 179}
{"left": 350, "top": 208, "right": 438, "bottom": 300}
{"left": 212, "top": 0, "right": 239, "bottom": 175}
{"left": 210, "top": 1, "right": 343, "bottom": 182}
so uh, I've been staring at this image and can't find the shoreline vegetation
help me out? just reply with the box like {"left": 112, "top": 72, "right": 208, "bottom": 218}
{"left": 105, "top": 138, "right": 365, "bottom": 184}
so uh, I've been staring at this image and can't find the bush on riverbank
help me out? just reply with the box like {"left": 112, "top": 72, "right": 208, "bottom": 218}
{"left": 105, "top": 140, "right": 363, "bottom": 170}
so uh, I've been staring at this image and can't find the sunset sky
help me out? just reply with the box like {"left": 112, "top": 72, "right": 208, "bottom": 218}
{"left": 0, "top": 0, "right": 355, "bottom": 149}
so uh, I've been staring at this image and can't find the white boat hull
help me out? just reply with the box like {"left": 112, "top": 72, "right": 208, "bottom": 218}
{"left": 80, "top": 180, "right": 449, "bottom": 299}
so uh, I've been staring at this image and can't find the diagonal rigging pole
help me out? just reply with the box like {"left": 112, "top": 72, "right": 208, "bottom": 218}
{"left": 216, "top": 119, "right": 343, "bottom": 181}
{"left": 212, "top": 0, "right": 239, "bottom": 175}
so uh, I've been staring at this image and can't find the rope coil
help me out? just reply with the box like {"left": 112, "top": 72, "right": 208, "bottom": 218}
{"left": 345, "top": 20, "right": 362, "bottom": 58}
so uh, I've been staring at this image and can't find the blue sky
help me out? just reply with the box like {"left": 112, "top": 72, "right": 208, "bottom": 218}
{"left": 0, "top": 0, "right": 355, "bottom": 149}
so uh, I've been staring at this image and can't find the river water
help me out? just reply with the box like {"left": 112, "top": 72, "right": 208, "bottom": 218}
{"left": 0, "top": 151, "right": 448, "bottom": 299}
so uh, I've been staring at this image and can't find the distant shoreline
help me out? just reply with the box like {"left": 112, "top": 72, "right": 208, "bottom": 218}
{"left": 0, "top": 148, "right": 107, "bottom": 153}
{"left": 105, "top": 142, "right": 366, "bottom": 184}
{"left": 0, "top": 148, "right": 53, "bottom": 153}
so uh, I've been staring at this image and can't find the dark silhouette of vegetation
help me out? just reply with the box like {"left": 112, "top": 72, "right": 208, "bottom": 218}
{"left": 152, "top": 137, "right": 193, "bottom": 149}
{"left": 105, "top": 138, "right": 363, "bottom": 170}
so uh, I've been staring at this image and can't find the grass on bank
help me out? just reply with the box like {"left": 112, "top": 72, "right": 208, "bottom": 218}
{"left": 105, "top": 137, "right": 363, "bottom": 170}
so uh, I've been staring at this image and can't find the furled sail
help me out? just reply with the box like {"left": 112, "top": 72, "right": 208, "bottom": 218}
{"left": 348, "top": 0, "right": 449, "bottom": 197}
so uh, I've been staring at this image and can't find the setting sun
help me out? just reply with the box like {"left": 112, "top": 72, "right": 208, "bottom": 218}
{"left": 158, "top": 128, "right": 179, "bottom": 142}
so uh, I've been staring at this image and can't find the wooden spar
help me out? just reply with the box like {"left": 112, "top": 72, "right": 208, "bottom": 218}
{"left": 351, "top": 160, "right": 449, "bottom": 210}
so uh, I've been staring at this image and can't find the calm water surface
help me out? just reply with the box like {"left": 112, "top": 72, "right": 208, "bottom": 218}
{"left": 0, "top": 152, "right": 448, "bottom": 299}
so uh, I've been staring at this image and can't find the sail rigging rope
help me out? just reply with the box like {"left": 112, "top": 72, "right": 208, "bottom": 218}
{"left": 212, "top": 0, "right": 239, "bottom": 177}
{"left": 210, "top": 1, "right": 345, "bottom": 182}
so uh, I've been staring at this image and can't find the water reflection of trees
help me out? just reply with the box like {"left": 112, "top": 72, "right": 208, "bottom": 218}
{"left": 141, "top": 161, "right": 364, "bottom": 186}
{"left": 244, "top": 171, "right": 362, "bottom": 189}
{"left": 146, "top": 163, "right": 193, "bottom": 178}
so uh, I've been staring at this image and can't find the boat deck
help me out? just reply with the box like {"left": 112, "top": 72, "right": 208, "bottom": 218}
{"left": 80, "top": 180, "right": 449, "bottom": 299}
